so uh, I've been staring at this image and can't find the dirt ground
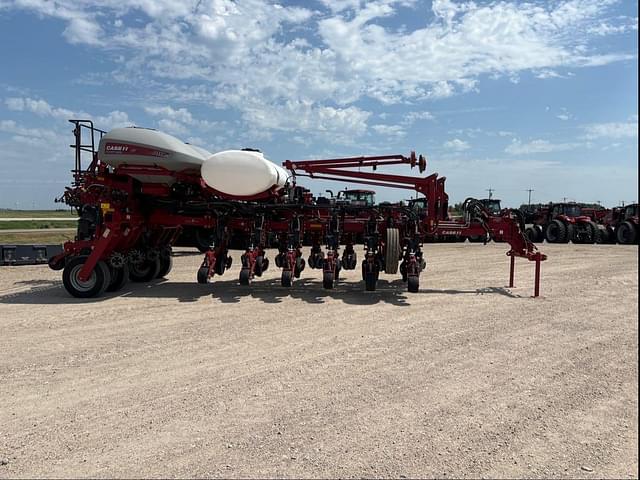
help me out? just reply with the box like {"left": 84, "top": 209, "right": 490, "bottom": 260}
{"left": 0, "top": 243, "right": 637, "bottom": 478}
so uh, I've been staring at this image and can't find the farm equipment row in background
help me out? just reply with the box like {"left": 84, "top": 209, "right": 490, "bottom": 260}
{"left": 521, "top": 202, "right": 638, "bottom": 245}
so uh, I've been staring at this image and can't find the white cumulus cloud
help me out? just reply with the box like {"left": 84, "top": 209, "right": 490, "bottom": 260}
{"left": 505, "top": 139, "right": 582, "bottom": 155}
{"left": 443, "top": 138, "right": 470, "bottom": 151}
{"left": 583, "top": 121, "right": 638, "bottom": 139}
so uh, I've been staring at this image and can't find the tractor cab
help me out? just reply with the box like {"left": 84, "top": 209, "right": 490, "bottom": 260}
{"left": 335, "top": 189, "right": 376, "bottom": 207}
{"left": 615, "top": 203, "right": 639, "bottom": 244}
{"left": 479, "top": 198, "right": 502, "bottom": 215}
{"left": 408, "top": 197, "right": 427, "bottom": 212}
{"left": 407, "top": 197, "right": 429, "bottom": 221}
{"left": 624, "top": 204, "right": 639, "bottom": 221}
{"left": 551, "top": 202, "right": 583, "bottom": 220}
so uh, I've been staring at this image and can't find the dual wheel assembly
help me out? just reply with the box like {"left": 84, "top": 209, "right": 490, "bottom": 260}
{"left": 61, "top": 249, "right": 173, "bottom": 298}
{"left": 280, "top": 256, "right": 305, "bottom": 288}
{"left": 239, "top": 255, "right": 269, "bottom": 286}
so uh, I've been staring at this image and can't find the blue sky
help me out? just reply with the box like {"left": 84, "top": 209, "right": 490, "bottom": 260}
{"left": 0, "top": 0, "right": 637, "bottom": 208}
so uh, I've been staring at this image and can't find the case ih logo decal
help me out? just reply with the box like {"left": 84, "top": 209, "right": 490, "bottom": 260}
{"left": 105, "top": 143, "right": 169, "bottom": 158}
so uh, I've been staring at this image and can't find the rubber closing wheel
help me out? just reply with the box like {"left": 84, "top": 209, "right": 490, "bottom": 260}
{"left": 365, "top": 271, "right": 377, "bottom": 291}
{"left": 239, "top": 268, "right": 251, "bottom": 285}
{"left": 408, "top": 276, "right": 419, "bottom": 293}
{"left": 281, "top": 270, "right": 293, "bottom": 287}
{"left": 156, "top": 252, "right": 173, "bottom": 278}
{"left": 254, "top": 256, "right": 264, "bottom": 277}
{"left": 294, "top": 257, "right": 306, "bottom": 278}
{"left": 197, "top": 266, "right": 209, "bottom": 284}
{"left": 130, "top": 257, "right": 161, "bottom": 282}
{"left": 323, "top": 271, "right": 334, "bottom": 289}
{"left": 385, "top": 228, "right": 400, "bottom": 274}
{"left": 48, "top": 255, "right": 65, "bottom": 271}
{"left": 107, "top": 264, "right": 129, "bottom": 292}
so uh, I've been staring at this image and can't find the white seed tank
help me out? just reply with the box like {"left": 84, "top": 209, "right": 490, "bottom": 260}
{"left": 98, "top": 127, "right": 209, "bottom": 183}
{"left": 201, "top": 150, "right": 289, "bottom": 198}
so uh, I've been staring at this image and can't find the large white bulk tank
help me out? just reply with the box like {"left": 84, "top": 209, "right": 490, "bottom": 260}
{"left": 201, "top": 150, "right": 289, "bottom": 198}
{"left": 98, "top": 127, "right": 208, "bottom": 172}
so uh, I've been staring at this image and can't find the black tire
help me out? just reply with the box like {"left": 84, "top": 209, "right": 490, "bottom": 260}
{"left": 48, "top": 255, "right": 65, "bottom": 271}
{"left": 323, "top": 271, "right": 334, "bottom": 289}
{"left": 197, "top": 266, "right": 209, "bottom": 284}
{"left": 62, "top": 256, "right": 108, "bottom": 298}
{"left": 545, "top": 220, "right": 567, "bottom": 243}
{"left": 214, "top": 256, "right": 226, "bottom": 276}
{"left": 586, "top": 221, "right": 599, "bottom": 244}
{"left": 107, "top": 264, "right": 129, "bottom": 292}
{"left": 385, "top": 228, "right": 400, "bottom": 274}
{"left": 294, "top": 257, "right": 305, "bottom": 278}
{"left": 281, "top": 270, "right": 292, "bottom": 287}
{"left": 565, "top": 223, "right": 574, "bottom": 244}
{"left": 156, "top": 254, "right": 173, "bottom": 278}
{"left": 595, "top": 226, "right": 608, "bottom": 244}
{"left": 407, "top": 275, "right": 419, "bottom": 293}
{"left": 342, "top": 252, "right": 357, "bottom": 270}
{"left": 365, "top": 271, "right": 377, "bottom": 291}
{"left": 254, "top": 256, "right": 264, "bottom": 277}
{"left": 129, "top": 257, "right": 161, "bottom": 282}
{"left": 572, "top": 221, "right": 596, "bottom": 244}
{"left": 308, "top": 252, "right": 323, "bottom": 269}
{"left": 468, "top": 233, "right": 489, "bottom": 243}
{"left": 239, "top": 268, "right": 251, "bottom": 285}
{"left": 617, "top": 221, "right": 638, "bottom": 244}
{"left": 525, "top": 227, "right": 538, "bottom": 243}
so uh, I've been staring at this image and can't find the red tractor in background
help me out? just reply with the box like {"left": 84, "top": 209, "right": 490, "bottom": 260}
{"left": 595, "top": 206, "right": 625, "bottom": 244}
{"left": 614, "top": 203, "right": 639, "bottom": 244}
{"left": 524, "top": 202, "right": 605, "bottom": 244}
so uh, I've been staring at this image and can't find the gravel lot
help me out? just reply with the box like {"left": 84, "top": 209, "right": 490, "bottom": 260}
{"left": 0, "top": 243, "right": 637, "bottom": 478}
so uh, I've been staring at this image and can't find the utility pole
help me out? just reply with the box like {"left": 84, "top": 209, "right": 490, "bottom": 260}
{"left": 526, "top": 188, "right": 534, "bottom": 208}
{"left": 486, "top": 187, "right": 494, "bottom": 200}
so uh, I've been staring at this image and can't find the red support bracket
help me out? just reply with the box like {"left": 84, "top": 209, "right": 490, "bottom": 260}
{"left": 507, "top": 250, "right": 545, "bottom": 297}
{"left": 509, "top": 254, "right": 515, "bottom": 288}
{"left": 205, "top": 249, "right": 217, "bottom": 279}
{"left": 534, "top": 252, "right": 542, "bottom": 298}
{"left": 78, "top": 227, "right": 115, "bottom": 281}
